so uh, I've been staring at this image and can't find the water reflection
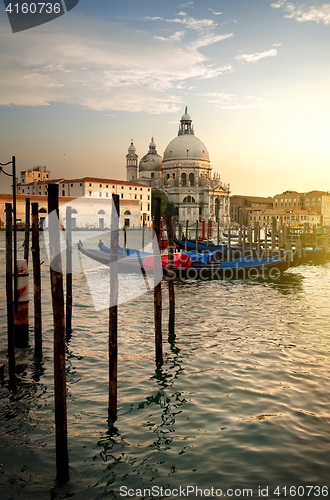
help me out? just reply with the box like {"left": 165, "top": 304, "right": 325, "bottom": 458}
{"left": 94, "top": 335, "right": 189, "bottom": 495}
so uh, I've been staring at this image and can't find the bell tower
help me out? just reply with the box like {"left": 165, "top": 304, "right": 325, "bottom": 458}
{"left": 126, "top": 140, "right": 138, "bottom": 181}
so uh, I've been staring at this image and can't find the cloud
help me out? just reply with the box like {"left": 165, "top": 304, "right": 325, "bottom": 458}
{"left": 271, "top": 1, "right": 330, "bottom": 24}
{"left": 235, "top": 48, "right": 278, "bottom": 63}
{"left": 197, "top": 92, "right": 275, "bottom": 109}
{"left": 179, "top": 1, "right": 194, "bottom": 7}
{"left": 208, "top": 9, "right": 223, "bottom": 15}
{"left": 0, "top": 14, "right": 232, "bottom": 114}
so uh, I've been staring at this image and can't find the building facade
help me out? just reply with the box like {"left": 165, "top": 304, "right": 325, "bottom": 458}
{"left": 247, "top": 207, "right": 322, "bottom": 227}
{"left": 126, "top": 110, "right": 230, "bottom": 225}
{"left": 274, "top": 190, "right": 330, "bottom": 226}
{"left": 16, "top": 177, "right": 152, "bottom": 228}
{"left": 230, "top": 195, "right": 273, "bottom": 225}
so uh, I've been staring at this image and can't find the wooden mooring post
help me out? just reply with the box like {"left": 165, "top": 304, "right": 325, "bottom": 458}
{"left": 65, "top": 206, "right": 73, "bottom": 339}
{"left": 48, "top": 184, "right": 69, "bottom": 484}
{"left": 166, "top": 214, "right": 175, "bottom": 336}
{"left": 271, "top": 217, "right": 276, "bottom": 257}
{"left": 185, "top": 219, "right": 188, "bottom": 251}
{"left": 217, "top": 219, "right": 220, "bottom": 246}
{"left": 31, "top": 203, "right": 42, "bottom": 358}
{"left": 227, "top": 227, "right": 231, "bottom": 261}
{"left": 5, "top": 203, "right": 15, "bottom": 383}
{"left": 24, "top": 198, "right": 30, "bottom": 264}
{"left": 153, "top": 197, "right": 163, "bottom": 366}
{"left": 242, "top": 226, "right": 246, "bottom": 258}
{"left": 195, "top": 220, "right": 199, "bottom": 252}
{"left": 109, "top": 194, "right": 120, "bottom": 423}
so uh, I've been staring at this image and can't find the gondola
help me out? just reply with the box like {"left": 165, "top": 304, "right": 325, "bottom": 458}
{"left": 78, "top": 241, "right": 293, "bottom": 280}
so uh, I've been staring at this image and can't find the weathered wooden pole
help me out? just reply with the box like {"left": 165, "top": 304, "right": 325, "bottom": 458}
{"left": 142, "top": 220, "right": 145, "bottom": 253}
{"left": 195, "top": 220, "right": 199, "bottom": 252}
{"left": 166, "top": 214, "right": 175, "bottom": 336}
{"left": 65, "top": 206, "right": 72, "bottom": 339}
{"left": 207, "top": 219, "right": 210, "bottom": 246}
{"left": 31, "top": 203, "right": 42, "bottom": 358}
{"left": 24, "top": 198, "right": 30, "bottom": 264}
{"left": 238, "top": 224, "right": 242, "bottom": 245}
{"left": 109, "top": 194, "right": 120, "bottom": 423}
{"left": 256, "top": 223, "right": 260, "bottom": 257}
{"left": 123, "top": 224, "right": 127, "bottom": 256}
{"left": 185, "top": 219, "right": 188, "bottom": 251}
{"left": 48, "top": 183, "right": 69, "bottom": 484}
{"left": 249, "top": 226, "right": 253, "bottom": 257}
{"left": 271, "top": 217, "right": 276, "bottom": 257}
{"left": 153, "top": 197, "right": 163, "bottom": 366}
{"left": 5, "top": 203, "right": 15, "bottom": 383}
{"left": 227, "top": 227, "right": 231, "bottom": 261}
{"left": 217, "top": 219, "right": 220, "bottom": 246}
{"left": 264, "top": 225, "right": 268, "bottom": 258}
{"left": 242, "top": 226, "right": 246, "bottom": 258}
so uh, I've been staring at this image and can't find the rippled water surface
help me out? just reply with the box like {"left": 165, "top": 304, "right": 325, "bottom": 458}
{"left": 0, "top": 231, "right": 330, "bottom": 499}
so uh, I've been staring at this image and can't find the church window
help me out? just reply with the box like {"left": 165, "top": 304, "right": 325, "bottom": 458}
{"left": 167, "top": 174, "right": 170, "bottom": 180}
{"left": 98, "top": 210, "right": 105, "bottom": 215}
{"left": 189, "top": 173, "right": 195, "bottom": 186}
{"left": 181, "top": 173, "right": 187, "bottom": 187}
{"left": 62, "top": 190, "right": 65, "bottom": 196}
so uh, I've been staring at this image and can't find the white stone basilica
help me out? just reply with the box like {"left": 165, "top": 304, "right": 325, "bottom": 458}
{"left": 126, "top": 109, "right": 230, "bottom": 224}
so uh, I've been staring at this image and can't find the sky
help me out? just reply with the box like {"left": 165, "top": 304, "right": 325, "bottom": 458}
{"left": 1, "top": 0, "right": 330, "bottom": 196}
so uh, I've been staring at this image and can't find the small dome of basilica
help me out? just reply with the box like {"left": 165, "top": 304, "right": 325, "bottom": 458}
{"left": 139, "top": 137, "right": 162, "bottom": 172}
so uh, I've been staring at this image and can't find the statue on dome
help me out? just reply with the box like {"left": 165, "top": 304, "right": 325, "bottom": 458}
{"left": 185, "top": 106, "right": 188, "bottom": 114}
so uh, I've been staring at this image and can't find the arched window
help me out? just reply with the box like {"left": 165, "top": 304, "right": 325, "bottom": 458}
{"left": 181, "top": 172, "right": 187, "bottom": 187}
{"left": 71, "top": 208, "right": 78, "bottom": 214}
{"left": 183, "top": 196, "right": 195, "bottom": 203}
{"left": 98, "top": 209, "right": 105, "bottom": 215}
{"left": 62, "top": 190, "right": 65, "bottom": 196}
{"left": 39, "top": 208, "right": 47, "bottom": 214}
{"left": 189, "top": 173, "right": 194, "bottom": 186}
{"left": 124, "top": 210, "right": 131, "bottom": 216}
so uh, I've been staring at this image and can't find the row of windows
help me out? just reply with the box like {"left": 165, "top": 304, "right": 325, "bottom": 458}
{"left": 86, "top": 191, "right": 150, "bottom": 201}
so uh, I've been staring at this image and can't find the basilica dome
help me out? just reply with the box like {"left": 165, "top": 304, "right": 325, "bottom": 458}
{"left": 163, "top": 109, "right": 209, "bottom": 162}
{"left": 139, "top": 137, "right": 162, "bottom": 172}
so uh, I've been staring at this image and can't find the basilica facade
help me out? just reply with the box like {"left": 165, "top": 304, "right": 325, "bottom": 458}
{"left": 126, "top": 110, "right": 230, "bottom": 225}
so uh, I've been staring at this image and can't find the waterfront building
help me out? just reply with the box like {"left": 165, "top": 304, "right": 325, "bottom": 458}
{"left": 14, "top": 176, "right": 152, "bottom": 228}
{"left": 248, "top": 207, "right": 322, "bottom": 227}
{"left": 0, "top": 192, "right": 144, "bottom": 230}
{"left": 230, "top": 195, "right": 273, "bottom": 225}
{"left": 274, "top": 190, "right": 330, "bottom": 226}
{"left": 126, "top": 109, "right": 231, "bottom": 225}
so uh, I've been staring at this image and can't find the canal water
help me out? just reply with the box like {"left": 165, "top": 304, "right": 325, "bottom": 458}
{"left": 0, "top": 230, "right": 329, "bottom": 499}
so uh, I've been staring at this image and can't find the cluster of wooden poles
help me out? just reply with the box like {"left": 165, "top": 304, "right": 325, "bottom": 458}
{"left": 179, "top": 218, "right": 299, "bottom": 258}
{"left": 4, "top": 187, "right": 174, "bottom": 486}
